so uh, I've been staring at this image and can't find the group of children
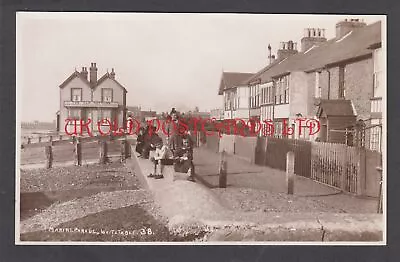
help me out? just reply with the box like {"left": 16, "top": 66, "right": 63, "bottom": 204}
{"left": 134, "top": 108, "right": 195, "bottom": 182}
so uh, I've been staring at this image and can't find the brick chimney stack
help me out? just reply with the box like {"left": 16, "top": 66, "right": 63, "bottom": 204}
{"left": 301, "top": 28, "right": 327, "bottom": 52}
{"left": 80, "top": 67, "right": 88, "bottom": 81}
{"left": 336, "top": 18, "right": 367, "bottom": 39}
{"left": 110, "top": 68, "right": 115, "bottom": 79}
{"left": 277, "top": 40, "right": 298, "bottom": 60}
{"left": 89, "top": 62, "right": 98, "bottom": 87}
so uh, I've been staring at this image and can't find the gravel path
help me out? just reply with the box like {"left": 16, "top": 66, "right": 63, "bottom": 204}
{"left": 212, "top": 187, "right": 346, "bottom": 214}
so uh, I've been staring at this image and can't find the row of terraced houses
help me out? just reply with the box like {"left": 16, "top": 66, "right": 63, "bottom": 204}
{"left": 215, "top": 18, "right": 383, "bottom": 152}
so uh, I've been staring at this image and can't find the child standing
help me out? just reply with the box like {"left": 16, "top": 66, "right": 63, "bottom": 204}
{"left": 148, "top": 140, "right": 167, "bottom": 179}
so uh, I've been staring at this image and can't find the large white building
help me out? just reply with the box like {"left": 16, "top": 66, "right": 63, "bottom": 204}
{"left": 218, "top": 72, "right": 254, "bottom": 121}
{"left": 57, "top": 63, "right": 128, "bottom": 135}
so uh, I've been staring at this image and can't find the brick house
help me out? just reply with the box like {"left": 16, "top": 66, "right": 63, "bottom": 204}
{"left": 241, "top": 19, "right": 383, "bottom": 150}
{"left": 58, "top": 63, "right": 128, "bottom": 135}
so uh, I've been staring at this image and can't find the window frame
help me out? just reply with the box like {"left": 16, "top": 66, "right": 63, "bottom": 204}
{"left": 71, "top": 88, "right": 83, "bottom": 102}
{"left": 339, "top": 65, "right": 345, "bottom": 98}
{"left": 101, "top": 88, "right": 113, "bottom": 102}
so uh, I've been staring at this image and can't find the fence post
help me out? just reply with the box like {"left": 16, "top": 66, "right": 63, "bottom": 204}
{"left": 120, "top": 136, "right": 131, "bottom": 162}
{"left": 340, "top": 145, "right": 348, "bottom": 192}
{"left": 286, "top": 151, "right": 295, "bottom": 194}
{"left": 219, "top": 150, "right": 227, "bottom": 188}
{"left": 125, "top": 138, "right": 131, "bottom": 159}
{"left": 74, "top": 137, "right": 82, "bottom": 166}
{"left": 356, "top": 148, "right": 366, "bottom": 196}
{"left": 45, "top": 145, "right": 53, "bottom": 169}
{"left": 99, "top": 139, "right": 108, "bottom": 164}
{"left": 376, "top": 166, "right": 383, "bottom": 214}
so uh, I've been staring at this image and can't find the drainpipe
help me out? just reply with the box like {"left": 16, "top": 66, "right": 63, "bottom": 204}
{"left": 324, "top": 66, "right": 331, "bottom": 100}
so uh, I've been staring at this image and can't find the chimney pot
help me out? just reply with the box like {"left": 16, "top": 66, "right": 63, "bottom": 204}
{"left": 110, "top": 68, "right": 116, "bottom": 79}
{"left": 336, "top": 18, "right": 367, "bottom": 38}
{"left": 300, "top": 27, "right": 327, "bottom": 52}
{"left": 89, "top": 62, "right": 98, "bottom": 87}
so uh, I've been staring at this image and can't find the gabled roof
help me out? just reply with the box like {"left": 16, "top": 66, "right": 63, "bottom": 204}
{"left": 95, "top": 73, "right": 128, "bottom": 93}
{"left": 218, "top": 72, "right": 254, "bottom": 95}
{"left": 59, "top": 71, "right": 91, "bottom": 88}
{"left": 246, "top": 20, "right": 381, "bottom": 85}
{"left": 294, "top": 20, "right": 381, "bottom": 72}
{"left": 316, "top": 99, "right": 356, "bottom": 117}
{"left": 243, "top": 57, "right": 286, "bottom": 85}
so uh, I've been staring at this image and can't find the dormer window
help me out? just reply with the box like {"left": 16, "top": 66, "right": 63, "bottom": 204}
{"left": 71, "top": 88, "right": 82, "bottom": 101}
{"left": 101, "top": 88, "right": 113, "bottom": 102}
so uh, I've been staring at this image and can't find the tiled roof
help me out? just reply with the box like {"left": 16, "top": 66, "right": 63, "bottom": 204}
{"left": 59, "top": 71, "right": 91, "bottom": 88}
{"left": 59, "top": 71, "right": 127, "bottom": 92}
{"left": 316, "top": 99, "right": 356, "bottom": 117}
{"left": 95, "top": 73, "right": 127, "bottom": 92}
{"left": 218, "top": 72, "right": 254, "bottom": 95}
{"left": 245, "top": 21, "right": 381, "bottom": 85}
{"left": 243, "top": 57, "right": 286, "bottom": 85}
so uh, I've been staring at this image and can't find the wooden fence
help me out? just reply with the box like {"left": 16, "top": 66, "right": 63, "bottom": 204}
{"left": 311, "top": 142, "right": 360, "bottom": 193}
{"left": 204, "top": 134, "right": 381, "bottom": 196}
{"left": 264, "top": 137, "right": 312, "bottom": 178}
{"left": 21, "top": 134, "right": 133, "bottom": 168}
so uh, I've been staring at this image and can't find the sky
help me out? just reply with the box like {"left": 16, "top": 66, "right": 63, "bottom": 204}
{"left": 17, "top": 12, "right": 383, "bottom": 122}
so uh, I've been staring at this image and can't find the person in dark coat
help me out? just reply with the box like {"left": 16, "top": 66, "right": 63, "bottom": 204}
{"left": 135, "top": 127, "right": 146, "bottom": 156}
{"left": 172, "top": 131, "right": 195, "bottom": 182}
{"left": 142, "top": 126, "right": 161, "bottom": 159}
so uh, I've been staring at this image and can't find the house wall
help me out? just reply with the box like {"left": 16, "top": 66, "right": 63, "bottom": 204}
{"left": 308, "top": 56, "right": 374, "bottom": 122}
{"left": 93, "top": 78, "right": 125, "bottom": 125}
{"left": 235, "top": 109, "right": 249, "bottom": 119}
{"left": 328, "top": 67, "right": 340, "bottom": 99}
{"left": 237, "top": 86, "right": 249, "bottom": 110}
{"left": 93, "top": 78, "right": 124, "bottom": 104}
{"left": 224, "top": 110, "right": 236, "bottom": 120}
{"left": 59, "top": 77, "right": 91, "bottom": 133}
{"left": 344, "top": 57, "right": 374, "bottom": 120}
{"left": 289, "top": 71, "right": 310, "bottom": 117}
{"left": 274, "top": 104, "right": 289, "bottom": 119}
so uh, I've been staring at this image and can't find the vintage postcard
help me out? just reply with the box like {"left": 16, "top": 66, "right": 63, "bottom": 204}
{"left": 16, "top": 12, "right": 386, "bottom": 244}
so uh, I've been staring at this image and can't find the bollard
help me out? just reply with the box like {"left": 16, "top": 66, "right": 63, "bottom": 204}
{"left": 120, "top": 138, "right": 126, "bottom": 162}
{"left": 99, "top": 140, "right": 108, "bottom": 164}
{"left": 125, "top": 139, "right": 131, "bottom": 158}
{"left": 74, "top": 137, "right": 82, "bottom": 166}
{"left": 219, "top": 150, "right": 227, "bottom": 188}
{"left": 45, "top": 145, "right": 53, "bottom": 169}
{"left": 377, "top": 166, "right": 383, "bottom": 214}
{"left": 286, "top": 151, "right": 295, "bottom": 195}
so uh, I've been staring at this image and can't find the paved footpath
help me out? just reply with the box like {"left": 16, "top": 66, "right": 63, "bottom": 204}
{"left": 126, "top": 143, "right": 383, "bottom": 242}
{"left": 193, "top": 146, "right": 378, "bottom": 214}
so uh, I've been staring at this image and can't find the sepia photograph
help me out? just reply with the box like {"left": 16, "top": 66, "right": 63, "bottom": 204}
{"left": 15, "top": 12, "right": 386, "bottom": 244}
